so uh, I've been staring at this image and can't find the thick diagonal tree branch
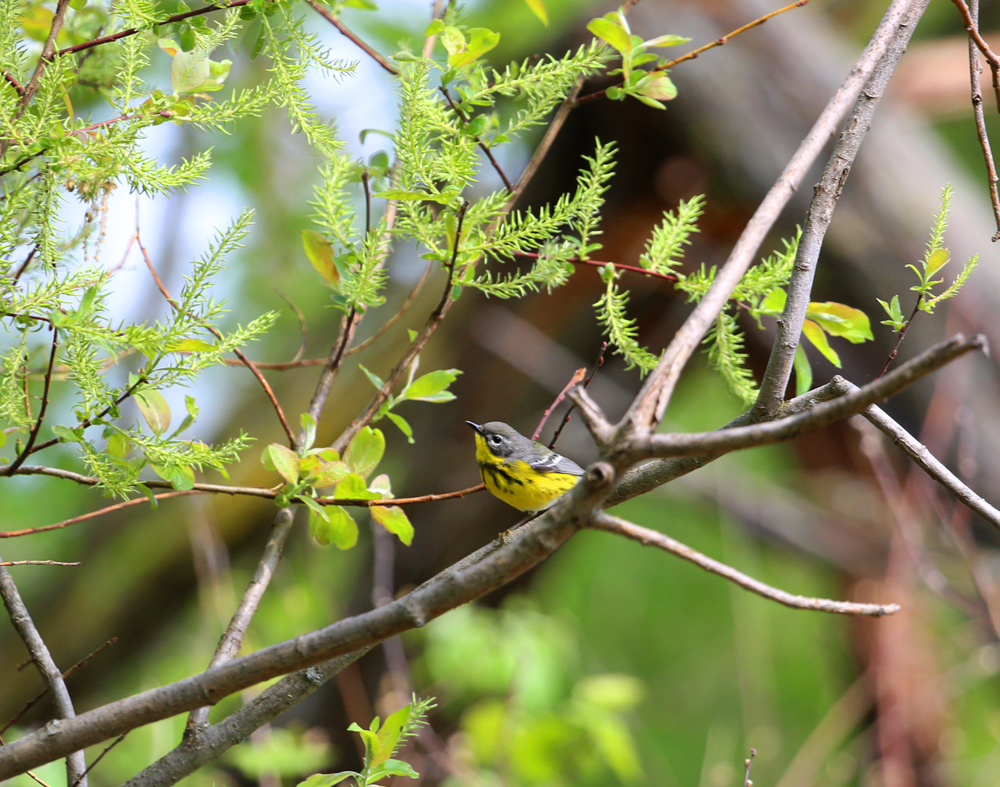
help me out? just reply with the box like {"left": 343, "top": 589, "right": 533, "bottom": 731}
{"left": 0, "top": 462, "right": 618, "bottom": 779}
{"left": 753, "top": 0, "right": 928, "bottom": 416}
{"left": 623, "top": 0, "right": 925, "bottom": 432}
{"left": 830, "top": 378, "right": 1000, "bottom": 531}
{"left": 0, "top": 555, "right": 87, "bottom": 787}
{"left": 590, "top": 514, "right": 899, "bottom": 616}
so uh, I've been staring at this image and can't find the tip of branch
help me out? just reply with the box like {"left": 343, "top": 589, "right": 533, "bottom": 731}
{"left": 874, "top": 603, "right": 901, "bottom": 617}
{"left": 975, "top": 333, "right": 991, "bottom": 357}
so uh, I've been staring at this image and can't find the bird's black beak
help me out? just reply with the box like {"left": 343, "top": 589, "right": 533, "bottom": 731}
{"left": 465, "top": 421, "right": 483, "bottom": 435}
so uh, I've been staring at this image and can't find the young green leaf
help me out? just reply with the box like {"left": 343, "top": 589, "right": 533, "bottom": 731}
{"left": 801, "top": 319, "right": 841, "bottom": 368}
{"left": 302, "top": 230, "right": 340, "bottom": 286}
{"left": 313, "top": 461, "right": 349, "bottom": 487}
{"left": 334, "top": 472, "right": 381, "bottom": 500}
{"left": 296, "top": 773, "right": 359, "bottom": 787}
{"left": 371, "top": 505, "right": 414, "bottom": 546}
{"left": 449, "top": 28, "right": 501, "bottom": 67}
{"left": 587, "top": 17, "right": 632, "bottom": 58}
{"left": 636, "top": 73, "right": 676, "bottom": 102}
{"left": 135, "top": 390, "right": 172, "bottom": 436}
{"left": 386, "top": 412, "right": 414, "bottom": 443}
{"left": 344, "top": 427, "right": 385, "bottom": 479}
{"left": 311, "top": 505, "right": 358, "bottom": 549}
{"left": 404, "top": 369, "right": 461, "bottom": 401}
{"left": 641, "top": 34, "right": 690, "bottom": 48}
{"left": 805, "top": 302, "right": 872, "bottom": 344}
{"left": 300, "top": 412, "right": 317, "bottom": 452}
{"left": 793, "top": 344, "right": 812, "bottom": 396}
{"left": 266, "top": 443, "right": 301, "bottom": 484}
{"left": 925, "top": 247, "right": 950, "bottom": 277}
{"left": 523, "top": 0, "right": 548, "bottom": 25}
{"left": 297, "top": 494, "right": 330, "bottom": 523}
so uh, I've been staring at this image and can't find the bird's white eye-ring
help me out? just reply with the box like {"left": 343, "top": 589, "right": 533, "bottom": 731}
{"left": 490, "top": 434, "right": 502, "bottom": 445}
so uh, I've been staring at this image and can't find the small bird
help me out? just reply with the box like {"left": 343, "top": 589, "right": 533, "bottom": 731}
{"left": 466, "top": 421, "right": 585, "bottom": 512}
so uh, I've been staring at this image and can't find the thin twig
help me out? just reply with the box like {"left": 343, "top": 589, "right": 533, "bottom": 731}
{"left": 0, "top": 491, "right": 199, "bottom": 539}
{"left": 69, "top": 734, "right": 125, "bottom": 787}
{"left": 574, "top": 0, "right": 811, "bottom": 107}
{"left": 304, "top": 0, "right": 399, "bottom": 76}
{"left": 625, "top": 0, "right": 927, "bottom": 430}
{"left": 753, "top": 0, "right": 926, "bottom": 416}
{"left": 27, "top": 376, "right": 144, "bottom": 456}
{"left": 138, "top": 236, "right": 296, "bottom": 446}
{"left": 743, "top": 748, "right": 757, "bottom": 787}
{"left": 950, "top": 0, "right": 1000, "bottom": 110}
{"left": 346, "top": 261, "right": 433, "bottom": 357}
{"left": 549, "top": 342, "right": 607, "bottom": 449}
{"left": 55, "top": 0, "right": 252, "bottom": 57}
{"left": 1, "top": 638, "right": 118, "bottom": 738}
{"left": 964, "top": 0, "right": 1000, "bottom": 240}
{"left": 184, "top": 508, "right": 296, "bottom": 735}
{"left": 440, "top": 87, "right": 514, "bottom": 191}
{"left": 591, "top": 513, "right": 899, "bottom": 616}
{"left": 831, "top": 379, "right": 1000, "bottom": 531}
{"left": 2, "top": 70, "right": 24, "bottom": 97}
{"left": 321, "top": 483, "right": 485, "bottom": 508}
{"left": 874, "top": 292, "right": 924, "bottom": 379}
{"left": 11, "top": 245, "right": 37, "bottom": 283}
{"left": 0, "top": 553, "right": 88, "bottom": 787}
{"left": 5, "top": 326, "right": 58, "bottom": 476}
{"left": 532, "top": 368, "right": 585, "bottom": 441}
{"left": 634, "top": 334, "right": 985, "bottom": 461}
{"left": 0, "top": 561, "right": 80, "bottom": 567}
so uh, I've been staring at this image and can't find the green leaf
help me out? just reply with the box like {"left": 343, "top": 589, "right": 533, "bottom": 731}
{"left": 404, "top": 369, "right": 461, "bottom": 401}
{"left": 425, "top": 18, "right": 445, "bottom": 37}
{"left": 374, "top": 189, "right": 456, "bottom": 204}
{"left": 135, "top": 390, "right": 171, "bottom": 435}
{"left": 296, "top": 494, "right": 329, "bottom": 522}
{"left": 587, "top": 17, "right": 632, "bottom": 57}
{"left": 371, "top": 505, "right": 414, "bottom": 546}
{"left": 573, "top": 674, "right": 644, "bottom": 711}
{"left": 440, "top": 25, "right": 465, "bottom": 58}
{"left": 632, "top": 93, "right": 666, "bottom": 110}
{"left": 358, "top": 364, "right": 385, "bottom": 390}
{"left": 522, "top": 0, "right": 548, "bottom": 25}
{"left": 296, "top": 772, "right": 359, "bottom": 787}
{"left": 310, "top": 505, "right": 358, "bottom": 549}
{"left": 641, "top": 34, "right": 690, "bottom": 48}
{"left": 369, "top": 473, "right": 392, "bottom": 497}
{"left": 314, "top": 460, "right": 349, "bottom": 487}
{"left": 793, "top": 344, "right": 813, "bottom": 396}
{"left": 386, "top": 412, "right": 414, "bottom": 443}
{"left": 343, "top": 0, "right": 377, "bottom": 7}
{"left": 806, "top": 302, "right": 872, "bottom": 344}
{"left": 334, "top": 472, "right": 380, "bottom": 500}
{"left": 801, "top": 319, "right": 841, "bottom": 368}
{"left": 637, "top": 73, "right": 676, "bottom": 101}
{"left": 925, "top": 247, "right": 950, "bottom": 276}
{"left": 266, "top": 442, "right": 300, "bottom": 484}
{"left": 343, "top": 427, "right": 384, "bottom": 479}
{"left": 369, "top": 759, "right": 419, "bottom": 780}
{"left": 106, "top": 432, "right": 131, "bottom": 459}
{"left": 302, "top": 230, "right": 339, "bottom": 286}
{"left": 448, "top": 28, "right": 500, "bottom": 68}
{"left": 373, "top": 703, "right": 411, "bottom": 766}
{"left": 167, "top": 338, "right": 216, "bottom": 352}
{"left": 300, "top": 413, "right": 317, "bottom": 452}
{"left": 152, "top": 463, "right": 195, "bottom": 490}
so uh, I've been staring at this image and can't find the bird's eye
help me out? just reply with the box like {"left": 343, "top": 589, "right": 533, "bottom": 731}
{"left": 490, "top": 435, "right": 502, "bottom": 445}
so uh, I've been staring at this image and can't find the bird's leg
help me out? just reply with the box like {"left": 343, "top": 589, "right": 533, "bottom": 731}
{"left": 500, "top": 511, "right": 543, "bottom": 543}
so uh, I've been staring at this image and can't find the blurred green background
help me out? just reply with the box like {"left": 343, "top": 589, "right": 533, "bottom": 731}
{"left": 4, "top": 0, "right": 1000, "bottom": 786}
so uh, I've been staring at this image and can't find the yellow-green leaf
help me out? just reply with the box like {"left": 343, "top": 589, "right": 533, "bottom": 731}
{"left": 448, "top": 28, "right": 500, "bottom": 67}
{"left": 522, "top": 0, "right": 548, "bottom": 26}
{"left": 926, "top": 247, "right": 950, "bottom": 277}
{"left": 302, "top": 230, "right": 339, "bottom": 286}
{"left": 637, "top": 73, "right": 677, "bottom": 101}
{"left": 135, "top": 390, "right": 171, "bottom": 435}
{"left": 312, "top": 505, "right": 358, "bottom": 549}
{"left": 801, "top": 319, "right": 841, "bottom": 368}
{"left": 343, "top": 427, "right": 384, "bottom": 479}
{"left": 266, "top": 443, "right": 300, "bottom": 484}
{"left": 806, "top": 301, "right": 872, "bottom": 344}
{"left": 371, "top": 505, "right": 414, "bottom": 546}
{"left": 167, "top": 338, "right": 216, "bottom": 352}
{"left": 586, "top": 17, "right": 632, "bottom": 57}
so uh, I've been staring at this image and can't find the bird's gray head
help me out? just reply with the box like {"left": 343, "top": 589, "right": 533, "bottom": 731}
{"left": 465, "top": 421, "right": 528, "bottom": 459}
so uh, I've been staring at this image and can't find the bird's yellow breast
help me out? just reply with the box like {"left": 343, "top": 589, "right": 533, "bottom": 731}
{"left": 474, "top": 434, "right": 579, "bottom": 512}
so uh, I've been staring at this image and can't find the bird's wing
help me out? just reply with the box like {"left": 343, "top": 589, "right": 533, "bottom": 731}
{"left": 529, "top": 447, "right": 585, "bottom": 476}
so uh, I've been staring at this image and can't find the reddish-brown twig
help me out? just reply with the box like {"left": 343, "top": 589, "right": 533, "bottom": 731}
{"left": 2, "top": 71, "right": 24, "bottom": 98}
{"left": 963, "top": 0, "right": 1000, "bottom": 240}
{"left": 27, "top": 376, "right": 145, "bottom": 456}
{"left": 138, "top": 236, "right": 296, "bottom": 447}
{"left": 4, "top": 327, "right": 57, "bottom": 476}
{"left": 0, "top": 560, "right": 79, "bottom": 567}
{"left": 11, "top": 245, "right": 38, "bottom": 283}
{"left": 516, "top": 250, "right": 678, "bottom": 282}
{"left": 319, "top": 483, "right": 485, "bottom": 508}
{"left": 532, "top": 368, "right": 586, "bottom": 441}
{"left": 304, "top": 0, "right": 399, "bottom": 76}
{"left": 574, "top": 0, "right": 811, "bottom": 108}
{"left": 874, "top": 292, "right": 924, "bottom": 379}
{"left": 549, "top": 341, "right": 607, "bottom": 450}
{"left": 0, "top": 491, "right": 199, "bottom": 539}
{"left": 440, "top": 87, "right": 514, "bottom": 191}
{"left": 950, "top": 0, "right": 1000, "bottom": 111}
{"left": 55, "top": 0, "right": 252, "bottom": 57}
